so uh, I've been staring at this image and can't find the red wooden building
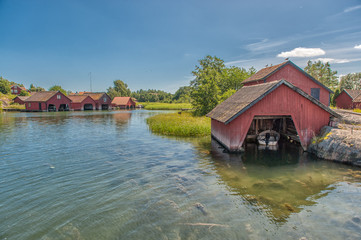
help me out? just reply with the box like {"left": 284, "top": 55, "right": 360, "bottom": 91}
{"left": 10, "top": 85, "right": 28, "bottom": 95}
{"left": 243, "top": 61, "right": 333, "bottom": 106}
{"left": 76, "top": 93, "right": 112, "bottom": 110}
{"left": 68, "top": 95, "right": 96, "bottom": 111}
{"left": 334, "top": 89, "right": 361, "bottom": 109}
{"left": 207, "top": 80, "right": 339, "bottom": 151}
{"left": 13, "top": 96, "right": 30, "bottom": 105}
{"left": 111, "top": 97, "right": 136, "bottom": 109}
{"left": 24, "top": 91, "right": 71, "bottom": 111}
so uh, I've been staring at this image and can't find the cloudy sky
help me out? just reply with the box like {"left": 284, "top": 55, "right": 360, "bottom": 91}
{"left": 0, "top": 0, "right": 360, "bottom": 93}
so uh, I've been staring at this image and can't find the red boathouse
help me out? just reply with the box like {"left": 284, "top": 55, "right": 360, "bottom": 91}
{"left": 13, "top": 96, "right": 30, "bottom": 105}
{"left": 207, "top": 80, "right": 339, "bottom": 151}
{"left": 24, "top": 91, "right": 71, "bottom": 111}
{"left": 334, "top": 89, "right": 361, "bottom": 109}
{"left": 79, "top": 93, "right": 112, "bottom": 110}
{"left": 243, "top": 61, "right": 333, "bottom": 106}
{"left": 111, "top": 97, "right": 136, "bottom": 109}
{"left": 68, "top": 95, "right": 96, "bottom": 111}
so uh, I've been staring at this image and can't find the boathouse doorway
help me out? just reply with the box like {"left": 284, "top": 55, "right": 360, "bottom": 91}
{"left": 246, "top": 115, "right": 300, "bottom": 145}
{"left": 84, "top": 104, "right": 93, "bottom": 111}
{"left": 48, "top": 104, "right": 56, "bottom": 112}
{"left": 101, "top": 104, "right": 109, "bottom": 110}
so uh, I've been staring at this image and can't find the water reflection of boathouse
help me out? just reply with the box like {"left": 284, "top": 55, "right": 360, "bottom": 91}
{"left": 207, "top": 61, "right": 340, "bottom": 151}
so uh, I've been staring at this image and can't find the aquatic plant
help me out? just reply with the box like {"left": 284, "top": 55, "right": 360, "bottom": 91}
{"left": 146, "top": 112, "right": 210, "bottom": 137}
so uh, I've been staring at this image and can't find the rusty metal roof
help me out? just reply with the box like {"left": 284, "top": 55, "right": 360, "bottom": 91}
{"left": 24, "top": 91, "right": 58, "bottom": 102}
{"left": 206, "top": 80, "right": 339, "bottom": 124}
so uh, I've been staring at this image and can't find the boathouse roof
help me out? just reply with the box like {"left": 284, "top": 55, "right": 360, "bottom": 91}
{"left": 243, "top": 61, "right": 333, "bottom": 93}
{"left": 344, "top": 89, "right": 361, "bottom": 100}
{"left": 67, "top": 95, "right": 90, "bottom": 103}
{"left": 206, "top": 80, "right": 339, "bottom": 124}
{"left": 24, "top": 91, "right": 59, "bottom": 102}
{"left": 111, "top": 97, "right": 133, "bottom": 105}
{"left": 13, "top": 96, "right": 30, "bottom": 101}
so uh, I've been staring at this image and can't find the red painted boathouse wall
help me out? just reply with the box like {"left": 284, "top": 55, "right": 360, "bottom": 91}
{"left": 25, "top": 92, "right": 71, "bottom": 111}
{"left": 211, "top": 84, "right": 331, "bottom": 151}
{"left": 244, "top": 64, "right": 330, "bottom": 106}
{"left": 71, "top": 96, "right": 96, "bottom": 110}
{"left": 335, "top": 91, "right": 353, "bottom": 109}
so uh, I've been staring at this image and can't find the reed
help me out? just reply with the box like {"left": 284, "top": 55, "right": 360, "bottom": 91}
{"left": 139, "top": 102, "right": 192, "bottom": 110}
{"left": 353, "top": 109, "right": 361, "bottom": 113}
{"left": 146, "top": 112, "right": 211, "bottom": 137}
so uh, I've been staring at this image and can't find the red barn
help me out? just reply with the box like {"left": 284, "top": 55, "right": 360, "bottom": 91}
{"left": 79, "top": 93, "right": 112, "bottom": 110}
{"left": 11, "top": 85, "right": 28, "bottom": 95}
{"left": 24, "top": 91, "right": 71, "bottom": 111}
{"left": 207, "top": 80, "right": 339, "bottom": 152}
{"left": 335, "top": 89, "right": 361, "bottom": 109}
{"left": 68, "top": 95, "right": 96, "bottom": 111}
{"left": 13, "top": 96, "right": 30, "bottom": 105}
{"left": 243, "top": 61, "right": 333, "bottom": 106}
{"left": 111, "top": 97, "right": 136, "bottom": 109}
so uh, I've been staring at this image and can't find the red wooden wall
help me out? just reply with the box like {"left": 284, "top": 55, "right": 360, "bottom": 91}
{"left": 25, "top": 92, "right": 71, "bottom": 111}
{"left": 244, "top": 64, "right": 330, "bottom": 106}
{"left": 335, "top": 91, "right": 353, "bottom": 109}
{"left": 71, "top": 97, "right": 96, "bottom": 110}
{"left": 211, "top": 84, "right": 331, "bottom": 151}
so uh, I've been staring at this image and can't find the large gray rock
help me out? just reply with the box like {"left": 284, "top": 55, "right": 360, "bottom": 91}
{"left": 308, "top": 126, "right": 361, "bottom": 167}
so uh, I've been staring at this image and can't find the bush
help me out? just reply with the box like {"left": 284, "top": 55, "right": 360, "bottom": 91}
{"left": 0, "top": 78, "right": 11, "bottom": 94}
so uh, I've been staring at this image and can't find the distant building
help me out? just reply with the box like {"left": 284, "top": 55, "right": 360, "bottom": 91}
{"left": 24, "top": 91, "right": 71, "bottom": 111}
{"left": 11, "top": 85, "right": 28, "bottom": 95}
{"left": 13, "top": 96, "right": 30, "bottom": 105}
{"left": 72, "top": 92, "right": 112, "bottom": 110}
{"left": 335, "top": 89, "right": 361, "bottom": 109}
{"left": 111, "top": 97, "right": 136, "bottom": 109}
{"left": 68, "top": 95, "right": 97, "bottom": 111}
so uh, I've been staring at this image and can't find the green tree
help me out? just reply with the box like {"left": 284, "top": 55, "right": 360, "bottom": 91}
{"left": 49, "top": 85, "right": 67, "bottom": 95}
{"left": 19, "top": 90, "right": 30, "bottom": 96}
{"left": 173, "top": 86, "right": 191, "bottom": 103}
{"left": 339, "top": 72, "right": 361, "bottom": 91}
{"left": 189, "top": 55, "right": 256, "bottom": 115}
{"left": 30, "top": 84, "right": 45, "bottom": 92}
{"left": 190, "top": 55, "right": 224, "bottom": 115}
{"left": 0, "top": 76, "right": 11, "bottom": 94}
{"left": 107, "top": 80, "right": 131, "bottom": 99}
{"left": 304, "top": 60, "right": 338, "bottom": 90}
{"left": 330, "top": 88, "right": 341, "bottom": 107}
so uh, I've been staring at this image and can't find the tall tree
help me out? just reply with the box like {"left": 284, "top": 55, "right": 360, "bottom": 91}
{"left": 173, "top": 86, "right": 191, "bottom": 103}
{"left": 190, "top": 56, "right": 224, "bottom": 115}
{"left": 339, "top": 72, "right": 361, "bottom": 91}
{"left": 30, "top": 84, "right": 45, "bottom": 92}
{"left": 0, "top": 76, "right": 11, "bottom": 94}
{"left": 304, "top": 60, "right": 338, "bottom": 90}
{"left": 107, "top": 80, "right": 131, "bottom": 99}
{"left": 190, "top": 55, "right": 256, "bottom": 115}
{"left": 49, "top": 85, "right": 67, "bottom": 95}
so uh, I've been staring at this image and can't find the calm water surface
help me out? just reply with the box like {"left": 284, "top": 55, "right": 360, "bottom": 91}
{"left": 1, "top": 110, "right": 361, "bottom": 240}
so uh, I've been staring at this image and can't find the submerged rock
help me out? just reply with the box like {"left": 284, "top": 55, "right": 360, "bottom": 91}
{"left": 194, "top": 202, "right": 208, "bottom": 216}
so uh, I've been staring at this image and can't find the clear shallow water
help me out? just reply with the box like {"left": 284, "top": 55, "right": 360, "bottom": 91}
{"left": 1, "top": 110, "right": 361, "bottom": 240}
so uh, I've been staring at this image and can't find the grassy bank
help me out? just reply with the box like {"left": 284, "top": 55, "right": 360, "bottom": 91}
{"left": 138, "top": 102, "right": 192, "bottom": 110}
{"left": 146, "top": 112, "right": 210, "bottom": 137}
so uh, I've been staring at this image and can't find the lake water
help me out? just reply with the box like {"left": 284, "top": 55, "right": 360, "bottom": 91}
{"left": 1, "top": 110, "right": 361, "bottom": 240}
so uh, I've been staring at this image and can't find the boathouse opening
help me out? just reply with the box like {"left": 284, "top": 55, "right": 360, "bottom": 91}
{"left": 246, "top": 115, "right": 300, "bottom": 145}
{"left": 84, "top": 104, "right": 93, "bottom": 110}
{"left": 48, "top": 104, "right": 56, "bottom": 112}
{"left": 59, "top": 104, "right": 69, "bottom": 111}
{"left": 101, "top": 104, "right": 109, "bottom": 110}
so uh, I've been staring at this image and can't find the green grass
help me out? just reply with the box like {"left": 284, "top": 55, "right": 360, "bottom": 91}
{"left": 146, "top": 112, "right": 211, "bottom": 137}
{"left": 138, "top": 102, "right": 192, "bottom": 110}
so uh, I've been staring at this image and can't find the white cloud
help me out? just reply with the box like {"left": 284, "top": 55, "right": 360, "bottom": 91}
{"left": 315, "top": 58, "right": 350, "bottom": 64}
{"left": 355, "top": 44, "right": 361, "bottom": 49}
{"left": 344, "top": 5, "right": 361, "bottom": 13}
{"left": 277, "top": 47, "right": 326, "bottom": 58}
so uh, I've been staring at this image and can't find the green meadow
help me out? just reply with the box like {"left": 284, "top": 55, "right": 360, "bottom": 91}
{"left": 138, "top": 102, "right": 192, "bottom": 110}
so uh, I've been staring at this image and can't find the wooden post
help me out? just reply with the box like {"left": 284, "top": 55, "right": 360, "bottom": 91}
{"left": 283, "top": 118, "right": 286, "bottom": 133}
{"left": 255, "top": 119, "right": 259, "bottom": 135}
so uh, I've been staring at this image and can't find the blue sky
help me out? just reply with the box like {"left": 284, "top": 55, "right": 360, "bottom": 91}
{"left": 0, "top": 0, "right": 360, "bottom": 93}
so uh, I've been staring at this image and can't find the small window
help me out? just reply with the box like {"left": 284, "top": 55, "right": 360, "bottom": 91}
{"left": 311, "top": 88, "right": 320, "bottom": 100}
{"left": 14, "top": 90, "right": 18, "bottom": 93}
{"left": 103, "top": 97, "right": 107, "bottom": 102}
{"left": 11, "top": 89, "right": 13, "bottom": 93}
{"left": 57, "top": 95, "right": 61, "bottom": 99}
{"left": 28, "top": 103, "right": 31, "bottom": 107}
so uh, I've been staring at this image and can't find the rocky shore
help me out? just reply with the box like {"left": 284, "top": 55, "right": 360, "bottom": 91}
{"left": 308, "top": 109, "right": 361, "bottom": 167}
